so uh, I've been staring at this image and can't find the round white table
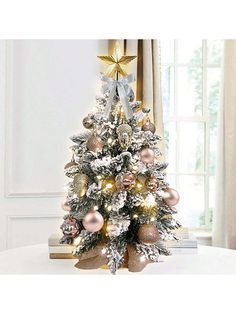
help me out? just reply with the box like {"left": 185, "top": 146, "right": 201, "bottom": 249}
{"left": 0, "top": 244, "right": 236, "bottom": 274}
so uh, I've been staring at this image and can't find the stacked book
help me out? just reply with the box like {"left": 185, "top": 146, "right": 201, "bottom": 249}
{"left": 166, "top": 228, "right": 198, "bottom": 255}
{"left": 48, "top": 228, "right": 197, "bottom": 259}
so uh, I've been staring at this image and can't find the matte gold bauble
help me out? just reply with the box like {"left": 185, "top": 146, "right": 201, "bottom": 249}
{"left": 147, "top": 177, "right": 159, "bottom": 191}
{"left": 163, "top": 188, "right": 180, "bottom": 206}
{"left": 115, "top": 172, "right": 136, "bottom": 191}
{"left": 82, "top": 210, "right": 104, "bottom": 233}
{"left": 73, "top": 173, "right": 89, "bottom": 197}
{"left": 140, "top": 147, "right": 155, "bottom": 164}
{"left": 142, "top": 120, "right": 156, "bottom": 133}
{"left": 61, "top": 198, "right": 71, "bottom": 211}
{"left": 86, "top": 135, "right": 104, "bottom": 153}
{"left": 83, "top": 116, "right": 94, "bottom": 129}
{"left": 138, "top": 224, "right": 159, "bottom": 245}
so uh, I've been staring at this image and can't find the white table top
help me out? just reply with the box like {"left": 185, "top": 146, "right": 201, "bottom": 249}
{"left": 0, "top": 244, "right": 235, "bottom": 274}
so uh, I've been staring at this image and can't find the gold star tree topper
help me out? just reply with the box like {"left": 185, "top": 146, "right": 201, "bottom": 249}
{"left": 98, "top": 41, "right": 136, "bottom": 79}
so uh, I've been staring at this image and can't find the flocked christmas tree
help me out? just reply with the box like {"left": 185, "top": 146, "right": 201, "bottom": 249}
{"left": 60, "top": 42, "right": 181, "bottom": 273}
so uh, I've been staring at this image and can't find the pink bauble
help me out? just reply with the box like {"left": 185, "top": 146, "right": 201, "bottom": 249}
{"left": 140, "top": 147, "right": 155, "bottom": 164}
{"left": 82, "top": 210, "right": 104, "bottom": 233}
{"left": 163, "top": 188, "right": 180, "bottom": 206}
{"left": 61, "top": 199, "right": 71, "bottom": 211}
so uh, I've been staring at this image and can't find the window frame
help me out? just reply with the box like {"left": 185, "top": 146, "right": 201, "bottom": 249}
{"left": 160, "top": 39, "right": 222, "bottom": 232}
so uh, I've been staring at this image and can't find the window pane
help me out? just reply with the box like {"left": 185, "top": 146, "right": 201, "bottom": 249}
{"left": 207, "top": 68, "right": 221, "bottom": 119}
{"left": 179, "top": 122, "right": 205, "bottom": 173}
{"left": 207, "top": 40, "right": 223, "bottom": 65}
{"left": 161, "top": 65, "right": 174, "bottom": 118}
{"left": 207, "top": 68, "right": 221, "bottom": 176}
{"left": 166, "top": 174, "right": 176, "bottom": 187}
{"left": 177, "top": 66, "right": 203, "bottom": 116}
{"left": 177, "top": 40, "right": 203, "bottom": 65}
{"left": 164, "top": 121, "right": 176, "bottom": 173}
{"left": 178, "top": 175, "right": 205, "bottom": 228}
{"left": 160, "top": 40, "right": 174, "bottom": 64}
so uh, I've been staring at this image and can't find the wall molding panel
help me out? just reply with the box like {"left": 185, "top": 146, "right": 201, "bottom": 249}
{"left": 0, "top": 39, "right": 108, "bottom": 251}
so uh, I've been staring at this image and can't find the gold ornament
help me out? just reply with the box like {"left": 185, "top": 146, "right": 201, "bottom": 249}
{"left": 73, "top": 173, "right": 89, "bottom": 197}
{"left": 115, "top": 172, "right": 136, "bottom": 191}
{"left": 83, "top": 116, "right": 94, "bottom": 129}
{"left": 117, "top": 123, "right": 133, "bottom": 149}
{"left": 86, "top": 135, "right": 104, "bottom": 153}
{"left": 101, "top": 177, "right": 116, "bottom": 194}
{"left": 138, "top": 224, "right": 160, "bottom": 245}
{"left": 97, "top": 41, "right": 136, "bottom": 79}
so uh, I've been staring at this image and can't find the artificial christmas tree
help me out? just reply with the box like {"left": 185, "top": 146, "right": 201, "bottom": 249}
{"left": 59, "top": 42, "right": 181, "bottom": 274}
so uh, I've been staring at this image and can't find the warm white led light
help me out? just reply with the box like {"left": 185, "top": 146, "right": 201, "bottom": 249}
{"left": 101, "top": 248, "right": 106, "bottom": 254}
{"left": 140, "top": 256, "right": 146, "bottom": 262}
{"left": 74, "top": 237, "right": 82, "bottom": 246}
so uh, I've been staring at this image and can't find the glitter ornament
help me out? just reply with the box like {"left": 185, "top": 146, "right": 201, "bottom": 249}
{"left": 138, "top": 224, "right": 159, "bottom": 245}
{"left": 73, "top": 173, "right": 89, "bottom": 197}
{"left": 117, "top": 123, "right": 133, "bottom": 149}
{"left": 116, "top": 172, "right": 136, "bottom": 191}
{"left": 61, "top": 217, "right": 80, "bottom": 238}
{"left": 86, "top": 135, "right": 104, "bottom": 153}
{"left": 82, "top": 210, "right": 104, "bottom": 233}
{"left": 147, "top": 177, "right": 159, "bottom": 191}
{"left": 61, "top": 198, "right": 71, "bottom": 211}
{"left": 163, "top": 188, "right": 180, "bottom": 206}
{"left": 140, "top": 147, "right": 155, "bottom": 164}
{"left": 83, "top": 116, "right": 94, "bottom": 129}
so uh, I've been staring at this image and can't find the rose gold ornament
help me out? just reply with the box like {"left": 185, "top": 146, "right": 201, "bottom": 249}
{"left": 61, "top": 198, "right": 71, "bottom": 211}
{"left": 140, "top": 147, "right": 155, "bottom": 164}
{"left": 147, "top": 177, "right": 159, "bottom": 191}
{"left": 142, "top": 119, "right": 156, "bottom": 134}
{"left": 163, "top": 187, "right": 180, "bottom": 206}
{"left": 138, "top": 224, "right": 159, "bottom": 245}
{"left": 83, "top": 116, "right": 94, "bottom": 129}
{"left": 64, "top": 160, "right": 77, "bottom": 170}
{"left": 82, "top": 210, "right": 104, "bottom": 233}
{"left": 115, "top": 172, "right": 136, "bottom": 191}
{"left": 86, "top": 135, "right": 104, "bottom": 153}
{"left": 61, "top": 216, "right": 79, "bottom": 238}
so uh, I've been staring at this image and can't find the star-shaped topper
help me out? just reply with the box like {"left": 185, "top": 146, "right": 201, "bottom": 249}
{"left": 98, "top": 41, "right": 136, "bottom": 79}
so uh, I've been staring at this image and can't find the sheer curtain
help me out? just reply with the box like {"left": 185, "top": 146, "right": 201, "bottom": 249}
{"left": 108, "top": 39, "right": 164, "bottom": 159}
{"left": 212, "top": 40, "right": 236, "bottom": 249}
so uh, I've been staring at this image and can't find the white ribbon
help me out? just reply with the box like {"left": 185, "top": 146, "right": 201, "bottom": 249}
{"left": 100, "top": 73, "right": 135, "bottom": 120}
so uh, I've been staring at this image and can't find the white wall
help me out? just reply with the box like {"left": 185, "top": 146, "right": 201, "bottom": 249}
{"left": 0, "top": 40, "right": 108, "bottom": 251}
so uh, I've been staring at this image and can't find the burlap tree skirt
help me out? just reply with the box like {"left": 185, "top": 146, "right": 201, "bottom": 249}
{"left": 74, "top": 244, "right": 153, "bottom": 272}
